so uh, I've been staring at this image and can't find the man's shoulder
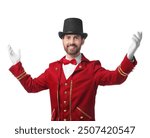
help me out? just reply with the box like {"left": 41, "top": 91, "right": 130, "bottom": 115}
{"left": 81, "top": 54, "right": 101, "bottom": 64}
{"left": 48, "top": 60, "right": 61, "bottom": 67}
{"left": 87, "top": 60, "right": 102, "bottom": 67}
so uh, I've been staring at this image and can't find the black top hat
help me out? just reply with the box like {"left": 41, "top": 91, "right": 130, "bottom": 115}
{"left": 58, "top": 18, "right": 88, "bottom": 39}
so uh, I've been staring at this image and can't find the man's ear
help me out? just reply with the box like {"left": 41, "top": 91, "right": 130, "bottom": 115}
{"left": 81, "top": 39, "right": 85, "bottom": 45}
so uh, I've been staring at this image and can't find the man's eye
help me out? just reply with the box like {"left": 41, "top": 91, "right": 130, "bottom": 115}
{"left": 74, "top": 36, "right": 79, "bottom": 39}
{"left": 66, "top": 36, "right": 70, "bottom": 39}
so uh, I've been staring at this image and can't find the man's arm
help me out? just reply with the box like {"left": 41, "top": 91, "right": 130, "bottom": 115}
{"left": 94, "top": 32, "right": 142, "bottom": 86}
{"left": 8, "top": 45, "right": 49, "bottom": 92}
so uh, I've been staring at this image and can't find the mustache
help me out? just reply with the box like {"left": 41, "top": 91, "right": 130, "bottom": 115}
{"left": 67, "top": 44, "right": 77, "bottom": 47}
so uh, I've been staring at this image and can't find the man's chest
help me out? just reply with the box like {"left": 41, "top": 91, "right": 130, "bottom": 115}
{"left": 46, "top": 63, "right": 95, "bottom": 88}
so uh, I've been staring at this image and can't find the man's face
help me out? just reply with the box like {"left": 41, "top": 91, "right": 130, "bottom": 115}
{"left": 62, "top": 34, "right": 84, "bottom": 56}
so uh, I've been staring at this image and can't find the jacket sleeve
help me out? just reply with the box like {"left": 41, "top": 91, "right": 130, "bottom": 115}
{"left": 94, "top": 55, "right": 137, "bottom": 86}
{"left": 9, "top": 62, "right": 49, "bottom": 93}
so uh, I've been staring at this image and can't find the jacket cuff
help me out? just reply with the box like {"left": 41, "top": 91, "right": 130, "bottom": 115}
{"left": 117, "top": 55, "right": 137, "bottom": 77}
{"left": 9, "top": 62, "right": 27, "bottom": 80}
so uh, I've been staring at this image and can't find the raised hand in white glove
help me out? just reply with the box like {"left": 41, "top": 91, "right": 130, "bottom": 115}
{"left": 127, "top": 32, "right": 142, "bottom": 60}
{"left": 8, "top": 45, "right": 21, "bottom": 65}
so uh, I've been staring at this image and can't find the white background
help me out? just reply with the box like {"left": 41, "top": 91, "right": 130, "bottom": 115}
{"left": 0, "top": 0, "right": 150, "bottom": 137}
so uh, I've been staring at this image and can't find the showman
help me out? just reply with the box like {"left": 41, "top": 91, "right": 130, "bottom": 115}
{"left": 8, "top": 18, "right": 142, "bottom": 121}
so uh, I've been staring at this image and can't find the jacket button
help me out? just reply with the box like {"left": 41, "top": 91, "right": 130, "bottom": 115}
{"left": 79, "top": 65, "right": 82, "bottom": 68}
{"left": 80, "top": 116, "right": 84, "bottom": 119}
{"left": 64, "top": 91, "right": 67, "bottom": 94}
{"left": 64, "top": 109, "right": 67, "bottom": 112}
{"left": 65, "top": 83, "right": 68, "bottom": 86}
{"left": 64, "top": 101, "right": 67, "bottom": 104}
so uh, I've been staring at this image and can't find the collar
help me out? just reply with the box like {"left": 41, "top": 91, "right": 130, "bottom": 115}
{"left": 65, "top": 53, "right": 81, "bottom": 65}
{"left": 59, "top": 53, "right": 89, "bottom": 64}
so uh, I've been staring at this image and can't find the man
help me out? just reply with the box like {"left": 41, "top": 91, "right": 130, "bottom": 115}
{"left": 8, "top": 18, "right": 142, "bottom": 121}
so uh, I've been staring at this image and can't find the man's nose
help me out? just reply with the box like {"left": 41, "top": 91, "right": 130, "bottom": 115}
{"left": 69, "top": 38, "right": 75, "bottom": 44}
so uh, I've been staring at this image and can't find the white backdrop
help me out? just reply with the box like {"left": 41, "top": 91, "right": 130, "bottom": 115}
{"left": 0, "top": 0, "right": 150, "bottom": 137}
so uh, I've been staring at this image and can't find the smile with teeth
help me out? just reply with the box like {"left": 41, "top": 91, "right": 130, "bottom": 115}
{"left": 68, "top": 45, "right": 76, "bottom": 50}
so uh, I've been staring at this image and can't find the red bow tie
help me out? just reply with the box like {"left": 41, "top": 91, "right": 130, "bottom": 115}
{"left": 62, "top": 58, "right": 77, "bottom": 65}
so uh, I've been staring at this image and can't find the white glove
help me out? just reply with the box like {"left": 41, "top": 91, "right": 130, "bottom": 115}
{"left": 8, "top": 45, "right": 21, "bottom": 65}
{"left": 127, "top": 32, "right": 142, "bottom": 60}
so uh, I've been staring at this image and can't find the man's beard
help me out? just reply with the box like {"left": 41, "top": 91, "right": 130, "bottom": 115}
{"left": 64, "top": 44, "right": 81, "bottom": 56}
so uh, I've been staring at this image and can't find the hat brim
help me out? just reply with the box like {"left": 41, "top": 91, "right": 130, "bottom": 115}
{"left": 58, "top": 32, "right": 88, "bottom": 39}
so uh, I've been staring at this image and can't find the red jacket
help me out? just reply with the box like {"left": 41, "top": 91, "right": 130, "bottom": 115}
{"left": 9, "top": 54, "right": 137, "bottom": 121}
